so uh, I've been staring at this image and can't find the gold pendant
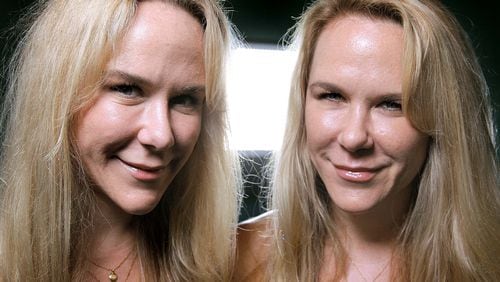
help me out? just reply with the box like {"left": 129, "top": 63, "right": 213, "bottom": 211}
{"left": 109, "top": 270, "right": 118, "bottom": 281}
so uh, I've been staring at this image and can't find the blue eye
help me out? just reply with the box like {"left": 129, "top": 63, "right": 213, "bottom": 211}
{"left": 109, "top": 83, "right": 140, "bottom": 97}
{"left": 320, "top": 92, "right": 344, "bottom": 101}
{"left": 379, "top": 100, "right": 402, "bottom": 111}
{"left": 170, "top": 95, "right": 201, "bottom": 109}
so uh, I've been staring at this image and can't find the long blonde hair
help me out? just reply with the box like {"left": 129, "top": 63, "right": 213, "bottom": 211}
{"left": 269, "top": 0, "right": 499, "bottom": 281}
{"left": 0, "top": 0, "right": 240, "bottom": 281}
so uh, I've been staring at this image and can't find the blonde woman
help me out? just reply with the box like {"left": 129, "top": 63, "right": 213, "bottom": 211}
{"left": 234, "top": 0, "right": 499, "bottom": 281}
{"left": 0, "top": 0, "right": 240, "bottom": 281}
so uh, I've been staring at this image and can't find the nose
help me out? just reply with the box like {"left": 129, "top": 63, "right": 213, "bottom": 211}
{"left": 137, "top": 99, "right": 175, "bottom": 151}
{"left": 338, "top": 107, "right": 373, "bottom": 153}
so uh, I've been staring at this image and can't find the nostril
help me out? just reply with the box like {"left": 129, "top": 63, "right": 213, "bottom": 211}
{"left": 339, "top": 129, "right": 371, "bottom": 151}
{"left": 351, "top": 147, "right": 373, "bottom": 157}
{"left": 137, "top": 126, "right": 175, "bottom": 151}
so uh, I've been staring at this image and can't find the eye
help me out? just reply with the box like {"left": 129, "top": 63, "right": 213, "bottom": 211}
{"left": 319, "top": 92, "right": 345, "bottom": 102}
{"left": 170, "top": 94, "right": 202, "bottom": 110}
{"left": 109, "top": 83, "right": 141, "bottom": 97}
{"left": 379, "top": 99, "right": 402, "bottom": 111}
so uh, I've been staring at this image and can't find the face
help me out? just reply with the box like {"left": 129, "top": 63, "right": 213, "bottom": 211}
{"left": 75, "top": 1, "right": 205, "bottom": 216}
{"left": 305, "top": 15, "right": 429, "bottom": 215}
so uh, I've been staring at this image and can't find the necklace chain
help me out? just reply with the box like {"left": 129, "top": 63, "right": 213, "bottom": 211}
{"left": 124, "top": 252, "right": 138, "bottom": 281}
{"left": 350, "top": 258, "right": 390, "bottom": 282}
{"left": 88, "top": 247, "right": 135, "bottom": 282}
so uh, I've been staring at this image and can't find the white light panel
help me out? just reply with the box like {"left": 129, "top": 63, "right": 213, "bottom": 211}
{"left": 226, "top": 46, "right": 297, "bottom": 150}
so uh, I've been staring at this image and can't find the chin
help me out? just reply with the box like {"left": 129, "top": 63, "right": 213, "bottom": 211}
{"left": 124, "top": 206, "right": 158, "bottom": 216}
{"left": 327, "top": 188, "right": 382, "bottom": 215}
{"left": 121, "top": 196, "right": 163, "bottom": 216}
{"left": 334, "top": 202, "right": 378, "bottom": 215}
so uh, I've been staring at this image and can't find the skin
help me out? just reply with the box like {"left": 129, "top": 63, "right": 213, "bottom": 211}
{"left": 76, "top": 1, "right": 204, "bottom": 218}
{"left": 232, "top": 14, "right": 430, "bottom": 282}
{"left": 305, "top": 15, "right": 429, "bottom": 280}
{"left": 306, "top": 14, "right": 428, "bottom": 218}
{"left": 74, "top": 1, "right": 204, "bottom": 279}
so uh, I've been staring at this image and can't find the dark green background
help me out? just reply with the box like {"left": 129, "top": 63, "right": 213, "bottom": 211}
{"left": 1, "top": 0, "right": 499, "bottom": 139}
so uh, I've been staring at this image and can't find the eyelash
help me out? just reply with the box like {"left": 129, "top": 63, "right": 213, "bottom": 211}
{"left": 318, "top": 92, "right": 402, "bottom": 112}
{"left": 379, "top": 100, "right": 402, "bottom": 111}
{"left": 170, "top": 94, "right": 201, "bottom": 108}
{"left": 319, "top": 92, "right": 344, "bottom": 101}
{"left": 109, "top": 83, "right": 141, "bottom": 97}
{"left": 108, "top": 83, "right": 202, "bottom": 107}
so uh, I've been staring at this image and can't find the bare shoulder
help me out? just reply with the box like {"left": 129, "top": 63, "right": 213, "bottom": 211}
{"left": 233, "top": 211, "right": 274, "bottom": 282}
{"left": 238, "top": 211, "right": 273, "bottom": 256}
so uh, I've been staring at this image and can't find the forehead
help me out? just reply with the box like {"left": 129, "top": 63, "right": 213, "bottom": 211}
{"left": 315, "top": 14, "right": 402, "bottom": 65}
{"left": 309, "top": 15, "right": 403, "bottom": 90}
{"left": 107, "top": 1, "right": 205, "bottom": 85}
{"left": 118, "top": 1, "right": 204, "bottom": 61}
{"left": 130, "top": 1, "right": 203, "bottom": 45}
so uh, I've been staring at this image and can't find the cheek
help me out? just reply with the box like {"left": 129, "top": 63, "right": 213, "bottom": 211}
{"left": 305, "top": 105, "right": 320, "bottom": 151}
{"left": 376, "top": 119, "right": 429, "bottom": 166}
{"left": 171, "top": 113, "right": 202, "bottom": 149}
{"left": 393, "top": 132, "right": 429, "bottom": 189}
{"left": 73, "top": 109, "right": 105, "bottom": 176}
{"left": 305, "top": 105, "right": 339, "bottom": 149}
{"left": 74, "top": 99, "right": 133, "bottom": 158}
{"left": 401, "top": 131, "right": 429, "bottom": 169}
{"left": 74, "top": 108, "right": 100, "bottom": 154}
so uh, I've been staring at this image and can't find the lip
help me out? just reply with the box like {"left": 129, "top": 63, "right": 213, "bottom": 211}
{"left": 334, "top": 165, "right": 378, "bottom": 183}
{"left": 118, "top": 158, "right": 166, "bottom": 182}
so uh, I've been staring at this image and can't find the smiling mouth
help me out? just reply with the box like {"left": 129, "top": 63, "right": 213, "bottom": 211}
{"left": 118, "top": 158, "right": 167, "bottom": 181}
{"left": 334, "top": 165, "right": 378, "bottom": 183}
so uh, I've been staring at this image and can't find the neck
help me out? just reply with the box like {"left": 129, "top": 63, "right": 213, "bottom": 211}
{"left": 88, "top": 225, "right": 137, "bottom": 261}
{"left": 79, "top": 191, "right": 142, "bottom": 281}
{"left": 319, "top": 189, "right": 412, "bottom": 281}
{"left": 322, "top": 211, "right": 400, "bottom": 282}
{"left": 332, "top": 188, "right": 411, "bottom": 263}
{"left": 88, "top": 193, "right": 137, "bottom": 261}
{"left": 85, "top": 205, "right": 139, "bottom": 281}
{"left": 85, "top": 229, "right": 139, "bottom": 282}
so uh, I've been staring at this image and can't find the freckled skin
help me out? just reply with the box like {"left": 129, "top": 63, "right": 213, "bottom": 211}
{"left": 75, "top": 2, "right": 205, "bottom": 217}
{"left": 305, "top": 15, "right": 429, "bottom": 215}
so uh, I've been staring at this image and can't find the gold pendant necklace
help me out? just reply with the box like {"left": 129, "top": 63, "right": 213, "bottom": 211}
{"left": 88, "top": 247, "right": 135, "bottom": 282}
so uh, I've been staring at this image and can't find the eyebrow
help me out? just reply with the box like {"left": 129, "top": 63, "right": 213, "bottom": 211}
{"left": 177, "top": 85, "right": 206, "bottom": 97}
{"left": 104, "top": 70, "right": 206, "bottom": 95}
{"left": 308, "top": 81, "right": 402, "bottom": 98}
{"left": 308, "top": 81, "right": 344, "bottom": 93}
{"left": 104, "top": 70, "right": 155, "bottom": 88}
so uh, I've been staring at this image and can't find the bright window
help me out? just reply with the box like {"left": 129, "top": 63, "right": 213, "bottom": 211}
{"left": 227, "top": 45, "right": 297, "bottom": 150}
